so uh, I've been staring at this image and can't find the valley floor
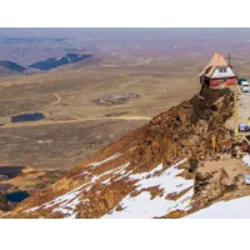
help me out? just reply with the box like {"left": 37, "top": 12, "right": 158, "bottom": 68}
{"left": 0, "top": 56, "right": 201, "bottom": 170}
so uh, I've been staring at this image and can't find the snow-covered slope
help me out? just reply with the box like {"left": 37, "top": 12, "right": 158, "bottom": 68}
{"left": 11, "top": 156, "right": 194, "bottom": 219}
{"left": 102, "top": 159, "right": 194, "bottom": 219}
{"left": 185, "top": 195, "right": 250, "bottom": 219}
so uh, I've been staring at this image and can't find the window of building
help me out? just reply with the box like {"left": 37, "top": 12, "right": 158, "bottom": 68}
{"left": 219, "top": 67, "right": 227, "bottom": 73}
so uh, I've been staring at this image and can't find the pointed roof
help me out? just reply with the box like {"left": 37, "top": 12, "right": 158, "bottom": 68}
{"left": 199, "top": 53, "right": 229, "bottom": 77}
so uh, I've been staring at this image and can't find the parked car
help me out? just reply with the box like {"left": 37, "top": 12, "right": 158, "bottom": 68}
{"left": 238, "top": 78, "right": 248, "bottom": 85}
{"left": 245, "top": 175, "right": 250, "bottom": 185}
{"left": 241, "top": 80, "right": 250, "bottom": 92}
{"left": 239, "top": 123, "right": 250, "bottom": 132}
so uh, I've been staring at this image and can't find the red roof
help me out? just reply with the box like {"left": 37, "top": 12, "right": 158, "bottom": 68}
{"left": 199, "top": 53, "right": 229, "bottom": 77}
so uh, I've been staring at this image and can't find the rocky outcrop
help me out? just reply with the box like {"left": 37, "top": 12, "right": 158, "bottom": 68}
{"left": 0, "top": 193, "right": 11, "bottom": 213}
{"left": 193, "top": 169, "right": 232, "bottom": 208}
{"left": 131, "top": 87, "right": 234, "bottom": 174}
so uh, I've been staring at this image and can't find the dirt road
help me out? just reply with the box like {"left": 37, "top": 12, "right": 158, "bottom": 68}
{"left": 226, "top": 86, "right": 250, "bottom": 131}
{"left": 238, "top": 90, "right": 250, "bottom": 124}
{"left": 1, "top": 115, "right": 152, "bottom": 128}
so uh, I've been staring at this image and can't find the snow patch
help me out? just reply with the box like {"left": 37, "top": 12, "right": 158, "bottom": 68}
{"left": 87, "top": 153, "right": 122, "bottom": 168}
{"left": 25, "top": 159, "right": 191, "bottom": 219}
{"left": 84, "top": 185, "right": 92, "bottom": 192}
{"left": 101, "top": 162, "right": 130, "bottom": 185}
{"left": 129, "top": 163, "right": 164, "bottom": 181}
{"left": 25, "top": 184, "right": 87, "bottom": 215}
{"left": 184, "top": 195, "right": 250, "bottom": 218}
{"left": 102, "top": 159, "right": 194, "bottom": 219}
{"left": 114, "top": 162, "right": 130, "bottom": 175}
{"left": 130, "top": 159, "right": 186, "bottom": 181}
{"left": 129, "top": 146, "right": 137, "bottom": 152}
{"left": 103, "top": 189, "right": 193, "bottom": 219}
{"left": 51, "top": 196, "right": 87, "bottom": 215}
{"left": 25, "top": 161, "right": 130, "bottom": 217}
{"left": 114, "top": 170, "right": 133, "bottom": 181}
{"left": 102, "top": 178, "right": 111, "bottom": 184}
{"left": 25, "top": 205, "right": 41, "bottom": 213}
{"left": 134, "top": 163, "right": 192, "bottom": 194}
{"left": 75, "top": 171, "right": 90, "bottom": 177}
{"left": 242, "top": 155, "right": 250, "bottom": 167}
{"left": 43, "top": 184, "right": 85, "bottom": 210}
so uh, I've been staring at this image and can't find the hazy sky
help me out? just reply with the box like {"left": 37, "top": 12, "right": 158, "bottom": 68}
{"left": 0, "top": 24, "right": 250, "bottom": 37}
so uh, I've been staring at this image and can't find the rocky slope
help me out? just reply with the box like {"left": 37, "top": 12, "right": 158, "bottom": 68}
{"left": 3, "top": 86, "right": 244, "bottom": 218}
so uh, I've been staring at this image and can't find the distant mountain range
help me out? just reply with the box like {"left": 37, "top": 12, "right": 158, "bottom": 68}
{"left": 28, "top": 53, "right": 93, "bottom": 71}
{"left": 0, "top": 60, "right": 26, "bottom": 75}
{"left": 0, "top": 53, "right": 93, "bottom": 75}
{"left": 0, "top": 37, "right": 66, "bottom": 44}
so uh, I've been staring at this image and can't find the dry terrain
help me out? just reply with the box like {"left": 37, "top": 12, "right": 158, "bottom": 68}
{"left": 1, "top": 53, "right": 250, "bottom": 170}
{"left": 0, "top": 55, "right": 204, "bottom": 170}
{"left": 1, "top": 55, "right": 250, "bottom": 217}
{"left": 2, "top": 28, "right": 250, "bottom": 217}
{"left": 6, "top": 86, "right": 250, "bottom": 219}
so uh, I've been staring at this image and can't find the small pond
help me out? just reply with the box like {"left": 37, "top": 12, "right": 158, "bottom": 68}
{"left": 5, "top": 191, "right": 30, "bottom": 203}
{"left": 11, "top": 112, "right": 45, "bottom": 123}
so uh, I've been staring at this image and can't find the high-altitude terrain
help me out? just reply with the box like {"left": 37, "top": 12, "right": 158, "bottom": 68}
{"left": 0, "top": 48, "right": 203, "bottom": 213}
{"left": 2, "top": 28, "right": 250, "bottom": 217}
{"left": 0, "top": 54, "right": 203, "bottom": 170}
{"left": 5, "top": 85, "right": 250, "bottom": 218}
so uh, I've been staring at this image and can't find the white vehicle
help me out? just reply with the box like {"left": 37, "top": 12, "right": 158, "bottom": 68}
{"left": 241, "top": 81, "right": 250, "bottom": 92}
{"left": 245, "top": 175, "right": 250, "bottom": 185}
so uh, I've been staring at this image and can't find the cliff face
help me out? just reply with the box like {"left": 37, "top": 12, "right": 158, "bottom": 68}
{"left": 4, "top": 86, "right": 235, "bottom": 218}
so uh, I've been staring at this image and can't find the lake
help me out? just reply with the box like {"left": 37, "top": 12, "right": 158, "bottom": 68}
{"left": 11, "top": 112, "right": 45, "bottom": 123}
{"left": 5, "top": 191, "right": 30, "bottom": 203}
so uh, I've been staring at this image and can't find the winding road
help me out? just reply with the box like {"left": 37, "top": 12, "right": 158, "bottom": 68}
{"left": 43, "top": 92, "right": 61, "bottom": 110}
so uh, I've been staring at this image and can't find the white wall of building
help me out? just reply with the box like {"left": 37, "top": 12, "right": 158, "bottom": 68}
{"left": 211, "top": 66, "right": 236, "bottom": 79}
